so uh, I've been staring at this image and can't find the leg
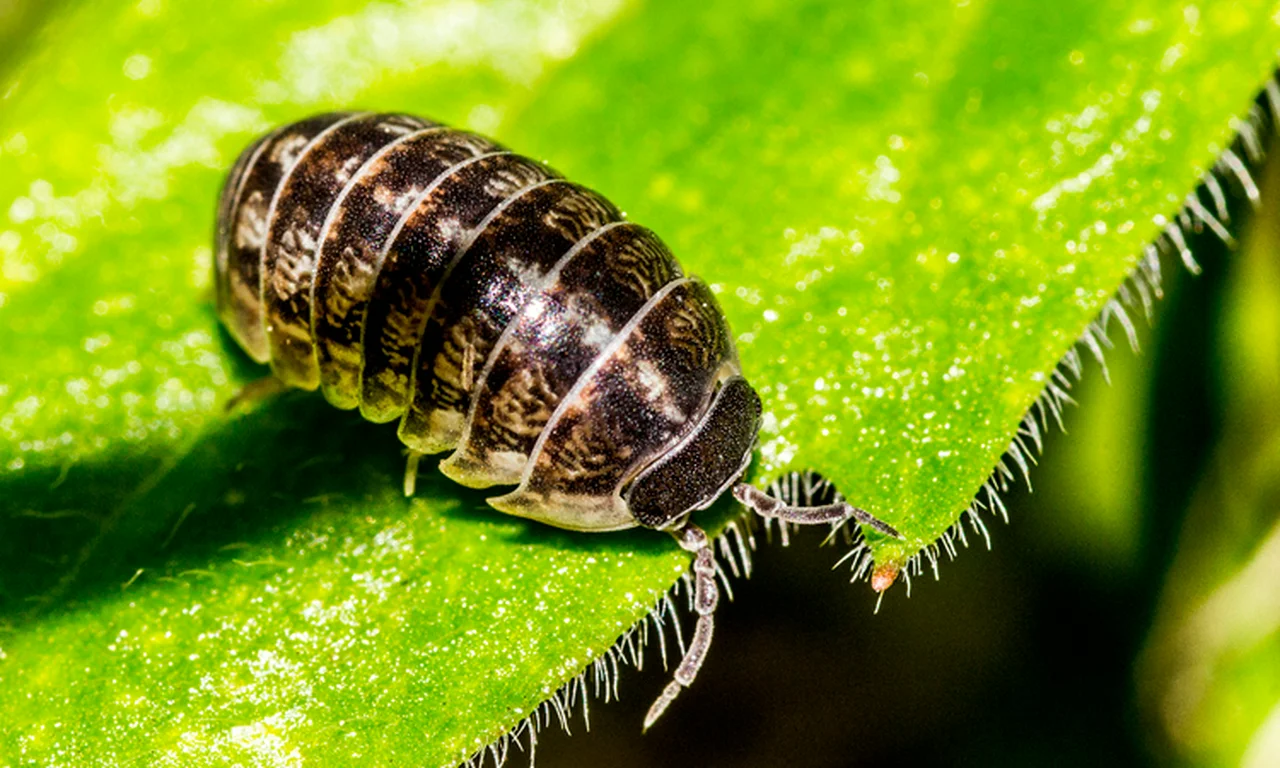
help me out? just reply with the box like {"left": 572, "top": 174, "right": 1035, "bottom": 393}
{"left": 224, "top": 374, "right": 288, "bottom": 413}
{"left": 403, "top": 450, "right": 424, "bottom": 497}
{"left": 732, "top": 483, "right": 903, "bottom": 539}
{"left": 644, "top": 522, "right": 718, "bottom": 731}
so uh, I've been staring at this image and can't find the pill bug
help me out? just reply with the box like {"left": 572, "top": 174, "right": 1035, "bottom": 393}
{"left": 213, "top": 111, "right": 900, "bottom": 728}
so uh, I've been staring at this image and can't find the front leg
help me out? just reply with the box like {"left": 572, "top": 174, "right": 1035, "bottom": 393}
{"left": 643, "top": 522, "right": 718, "bottom": 731}
{"left": 732, "top": 483, "right": 903, "bottom": 539}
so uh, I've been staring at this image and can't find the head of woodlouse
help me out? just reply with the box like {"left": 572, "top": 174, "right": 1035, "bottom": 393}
{"left": 623, "top": 375, "right": 762, "bottom": 530}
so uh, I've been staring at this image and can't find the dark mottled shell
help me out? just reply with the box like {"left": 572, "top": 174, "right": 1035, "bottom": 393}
{"left": 215, "top": 112, "right": 746, "bottom": 531}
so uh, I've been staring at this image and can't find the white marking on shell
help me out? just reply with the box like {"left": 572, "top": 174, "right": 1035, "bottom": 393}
{"left": 234, "top": 191, "right": 269, "bottom": 250}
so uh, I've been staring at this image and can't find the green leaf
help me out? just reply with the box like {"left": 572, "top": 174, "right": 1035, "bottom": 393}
{"left": 1, "top": 0, "right": 1278, "bottom": 764}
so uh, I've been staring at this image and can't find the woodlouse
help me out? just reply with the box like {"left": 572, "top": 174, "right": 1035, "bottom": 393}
{"left": 214, "top": 111, "right": 900, "bottom": 728}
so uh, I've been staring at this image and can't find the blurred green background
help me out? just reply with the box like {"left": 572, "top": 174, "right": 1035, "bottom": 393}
{"left": 2, "top": 2, "right": 1279, "bottom": 766}
{"left": 0, "top": 0, "right": 53, "bottom": 71}
{"left": 528, "top": 149, "right": 1280, "bottom": 766}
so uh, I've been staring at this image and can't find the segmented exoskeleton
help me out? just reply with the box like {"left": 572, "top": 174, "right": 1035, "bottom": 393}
{"left": 214, "top": 112, "right": 899, "bottom": 729}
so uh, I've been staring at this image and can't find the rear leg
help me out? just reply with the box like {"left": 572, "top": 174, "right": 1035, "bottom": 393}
{"left": 224, "top": 374, "right": 289, "bottom": 413}
{"left": 403, "top": 450, "right": 425, "bottom": 497}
